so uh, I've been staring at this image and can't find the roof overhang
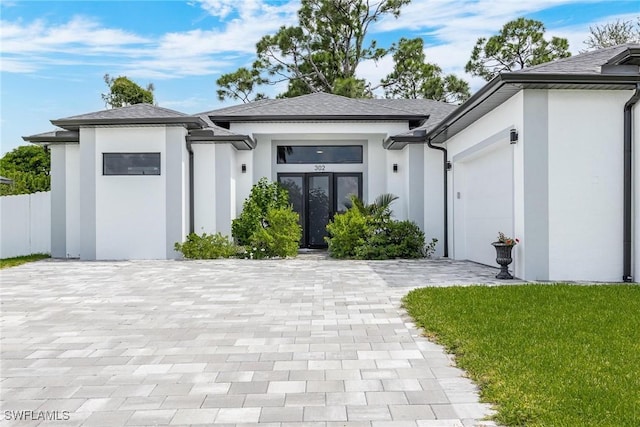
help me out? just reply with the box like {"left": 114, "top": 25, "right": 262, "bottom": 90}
{"left": 187, "top": 129, "right": 256, "bottom": 150}
{"left": 51, "top": 116, "right": 207, "bottom": 131}
{"left": 383, "top": 133, "right": 428, "bottom": 150}
{"left": 208, "top": 114, "right": 429, "bottom": 129}
{"left": 22, "top": 130, "right": 80, "bottom": 144}
{"left": 606, "top": 47, "right": 640, "bottom": 66}
{"left": 426, "top": 73, "right": 640, "bottom": 145}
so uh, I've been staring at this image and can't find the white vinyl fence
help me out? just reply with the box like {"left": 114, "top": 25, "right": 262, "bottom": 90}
{"left": 0, "top": 191, "right": 51, "bottom": 258}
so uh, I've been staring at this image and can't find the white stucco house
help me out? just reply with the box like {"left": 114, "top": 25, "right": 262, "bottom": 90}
{"left": 24, "top": 44, "right": 640, "bottom": 282}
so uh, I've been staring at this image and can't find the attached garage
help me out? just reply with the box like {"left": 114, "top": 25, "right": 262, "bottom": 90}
{"left": 452, "top": 141, "right": 514, "bottom": 267}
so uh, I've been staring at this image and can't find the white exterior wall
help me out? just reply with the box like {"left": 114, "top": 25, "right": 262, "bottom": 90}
{"left": 424, "top": 146, "right": 445, "bottom": 256}
{"left": 232, "top": 121, "right": 409, "bottom": 210}
{"left": 635, "top": 95, "right": 640, "bottom": 282}
{"left": 48, "top": 143, "right": 81, "bottom": 258}
{"left": 94, "top": 126, "right": 183, "bottom": 260}
{"left": 445, "top": 92, "right": 524, "bottom": 276}
{"left": 193, "top": 144, "right": 216, "bottom": 234}
{"left": 0, "top": 192, "right": 51, "bottom": 258}
{"left": 65, "top": 144, "right": 81, "bottom": 258}
{"left": 547, "top": 90, "right": 632, "bottom": 282}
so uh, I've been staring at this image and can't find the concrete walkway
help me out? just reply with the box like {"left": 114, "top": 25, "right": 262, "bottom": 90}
{"left": 1, "top": 258, "right": 508, "bottom": 427}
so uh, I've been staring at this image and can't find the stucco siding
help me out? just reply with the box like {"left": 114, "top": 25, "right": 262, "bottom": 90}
{"left": 635, "top": 93, "right": 640, "bottom": 281}
{"left": 95, "top": 126, "right": 167, "bottom": 260}
{"left": 49, "top": 145, "right": 67, "bottom": 258}
{"left": 445, "top": 92, "right": 522, "bottom": 273}
{"left": 65, "top": 144, "right": 81, "bottom": 258}
{"left": 193, "top": 143, "right": 216, "bottom": 234}
{"left": 547, "top": 90, "right": 632, "bottom": 282}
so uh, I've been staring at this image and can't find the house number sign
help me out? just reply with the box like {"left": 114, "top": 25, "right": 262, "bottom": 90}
{"left": 314, "top": 164, "right": 326, "bottom": 171}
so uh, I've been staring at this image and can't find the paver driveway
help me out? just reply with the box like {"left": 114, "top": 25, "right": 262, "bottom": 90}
{"left": 1, "top": 257, "right": 503, "bottom": 427}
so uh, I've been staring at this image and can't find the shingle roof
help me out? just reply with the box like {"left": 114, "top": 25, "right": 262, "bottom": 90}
{"left": 516, "top": 43, "right": 640, "bottom": 75}
{"left": 22, "top": 129, "right": 79, "bottom": 143}
{"left": 203, "top": 92, "right": 432, "bottom": 120}
{"left": 51, "top": 103, "right": 206, "bottom": 131}
{"left": 57, "top": 103, "right": 188, "bottom": 121}
{"left": 424, "top": 44, "right": 640, "bottom": 146}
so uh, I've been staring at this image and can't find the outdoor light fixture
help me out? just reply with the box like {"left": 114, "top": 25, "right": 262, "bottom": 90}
{"left": 241, "top": 164, "right": 247, "bottom": 173}
{"left": 393, "top": 163, "right": 398, "bottom": 173}
{"left": 510, "top": 128, "right": 518, "bottom": 144}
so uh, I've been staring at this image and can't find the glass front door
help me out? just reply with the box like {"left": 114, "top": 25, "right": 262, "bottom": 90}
{"left": 278, "top": 173, "right": 362, "bottom": 248}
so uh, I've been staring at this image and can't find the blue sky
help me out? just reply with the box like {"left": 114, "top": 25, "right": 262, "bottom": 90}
{"left": 1, "top": 0, "right": 638, "bottom": 155}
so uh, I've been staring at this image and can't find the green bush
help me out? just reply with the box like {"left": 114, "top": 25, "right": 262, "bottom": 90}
{"left": 326, "top": 194, "right": 433, "bottom": 260}
{"left": 174, "top": 232, "right": 240, "bottom": 259}
{"left": 326, "top": 208, "right": 369, "bottom": 258}
{"left": 245, "top": 207, "right": 302, "bottom": 259}
{"left": 354, "top": 220, "right": 426, "bottom": 259}
{"left": 232, "top": 178, "right": 290, "bottom": 245}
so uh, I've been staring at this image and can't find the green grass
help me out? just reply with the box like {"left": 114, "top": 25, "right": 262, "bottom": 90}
{"left": 0, "top": 253, "right": 50, "bottom": 269}
{"left": 403, "top": 284, "right": 640, "bottom": 427}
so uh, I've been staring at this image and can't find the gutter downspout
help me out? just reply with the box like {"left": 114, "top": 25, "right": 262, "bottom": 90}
{"left": 186, "top": 140, "right": 195, "bottom": 234}
{"left": 623, "top": 84, "right": 640, "bottom": 282}
{"left": 426, "top": 137, "right": 449, "bottom": 258}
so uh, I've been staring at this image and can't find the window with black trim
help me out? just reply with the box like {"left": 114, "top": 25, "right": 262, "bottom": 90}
{"left": 277, "top": 145, "right": 363, "bottom": 164}
{"left": 103, "top": 153, "right": 161, "bottom": 175}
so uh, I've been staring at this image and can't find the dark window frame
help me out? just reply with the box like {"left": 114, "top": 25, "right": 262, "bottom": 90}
{"left": 277, "top": 145, "right": 363, "bottom": 164}
{"left": 103, "top": 152, "right": 161, "bottom": 176}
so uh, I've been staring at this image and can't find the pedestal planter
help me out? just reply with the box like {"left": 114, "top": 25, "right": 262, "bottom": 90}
{"left": 492, "top": 242, "right": 515, "bottom": 279}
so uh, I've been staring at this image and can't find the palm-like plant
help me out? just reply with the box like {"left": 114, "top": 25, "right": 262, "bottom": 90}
{"left": 345, "top": 193, "right": 398, "bottom": 217}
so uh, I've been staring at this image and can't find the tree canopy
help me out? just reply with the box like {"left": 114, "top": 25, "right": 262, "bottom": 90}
{"left": 217, "top": 0, "right": 411, "bottom": 102}
{"left": 381, "top": 37, "right": 470, "bottom": 103}
{"left": 0, "top": 145, "right": 50, "bottom": 196}
{"left": 465, "top": 17, "right": 571, "bottom": 81}
{"left": 102, "top": 74, "right": 155, "bottom": 108}
{"left": 583, "top": 18, "right": 640, "bottom": 51}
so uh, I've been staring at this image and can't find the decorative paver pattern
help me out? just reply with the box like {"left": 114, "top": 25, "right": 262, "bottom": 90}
{"left": 0, "top": 257, "right": 507, "bottom": 426}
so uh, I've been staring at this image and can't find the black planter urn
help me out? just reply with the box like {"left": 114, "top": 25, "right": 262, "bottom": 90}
{"left": 492, "top": 242, "right": 515, "bottom": 279}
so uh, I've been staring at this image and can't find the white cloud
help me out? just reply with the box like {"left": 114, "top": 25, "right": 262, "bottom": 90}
{"left": 367, "top": 2, "right": 639, "bottom": 93}
{"left": 0, "top": 0, "right": 299, "bottom": 78}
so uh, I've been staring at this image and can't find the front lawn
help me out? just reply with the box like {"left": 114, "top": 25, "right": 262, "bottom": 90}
{"left": 403, "top": 284, "right": 640, "bottom": 426}
{"left": 0, "top": 253, "right": 50, "bottom": 269}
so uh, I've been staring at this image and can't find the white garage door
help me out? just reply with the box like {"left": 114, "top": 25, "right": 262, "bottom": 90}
{"left": 454, "top": 143, "right": 514, "bottom": 266}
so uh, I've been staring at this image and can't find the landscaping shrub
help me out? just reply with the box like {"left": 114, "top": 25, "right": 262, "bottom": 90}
{"left": 174, "top": 232, "right": 240, "bottom": 259}
{"left": 232, "top": 177, "right": 290, "bottom": 245}
{"left": 326, "top": 194, "right": 433, "bottom": 260}
{"left": 355, "top": 220, "right": 426, "bottom": 259}
{"left": 325, "top": 207, "right": 369, "bottom": 258}
{"left": 245, "top": 207, "right": 302, "bottom": 259}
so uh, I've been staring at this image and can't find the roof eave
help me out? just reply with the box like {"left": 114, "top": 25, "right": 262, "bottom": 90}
{"left": 22, "top": 130, "right": 80, "bottom": 144}
{"left": 51, "top": 116, "right": 206, "bottom": 131}
{"left": 187, "top": 134, "right": 256, "bottom": 150}
{"left": 383, "top": 135, "right": 426, "bottom": 150}
{"left": 426, "top": 73, "right": 640, "bottom": 145}
{"left": 208, "top": 114, "right": 429, "bottom": 123}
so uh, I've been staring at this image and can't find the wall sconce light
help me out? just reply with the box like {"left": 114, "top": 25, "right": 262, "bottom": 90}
{"left": 241, "top": 164, "right": 247, "bottom": 173}
{"left": 510, "top": 128, "right": 518, "bottom": 144}
{"left": 392, "top": 163, "right": 398, "bottom": 173}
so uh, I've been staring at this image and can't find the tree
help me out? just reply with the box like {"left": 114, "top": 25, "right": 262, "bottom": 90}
{"left": 0, "top": 145, "right": 50, "bottom": 195}
{"left": 381, "top": 37, "right": 470, "bottom": 103}
{"left": 465, "top": 18, "right": 571, "bottom": 81}
{"left": 216, "top": 0, "right": 410, "bottom": 102}
{"left": 216, "top": 67, "right": 268, "bottom": 103}
{"left": 583, "top": 18, "right": 640, "bottom": 51}
{"left": 102, "top": 74, "right": 155, "bottom": 108}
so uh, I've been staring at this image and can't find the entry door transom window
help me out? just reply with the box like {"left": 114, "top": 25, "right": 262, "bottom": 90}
{"left": 277, "top": 145, "right": 363, "bottom": 164}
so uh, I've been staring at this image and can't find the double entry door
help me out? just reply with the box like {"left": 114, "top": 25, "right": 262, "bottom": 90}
{"left": 278, "top": 173, "right": 362, "bottom": 248}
